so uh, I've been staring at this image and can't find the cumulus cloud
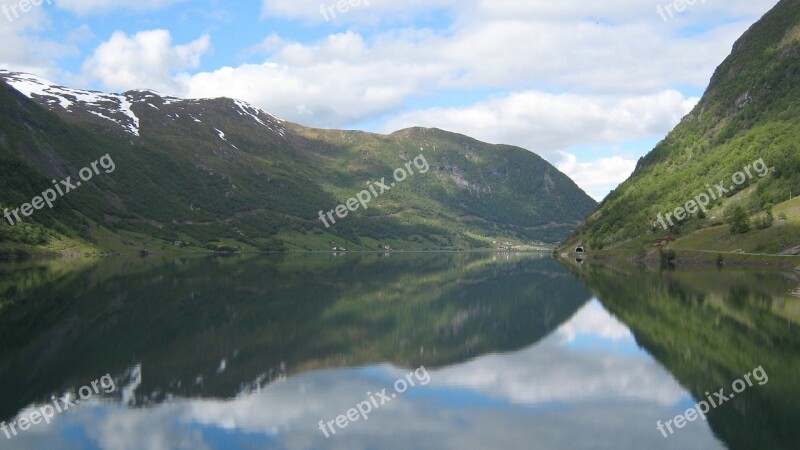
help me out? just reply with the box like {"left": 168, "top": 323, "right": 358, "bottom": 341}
{"left": 381, "top": 90, "right": 698, "bottom": 158}
{"left": 169, "top": 18, "right": 727, "bottom": 127}
{"left": 170, "top": 0, "right": 730, "bottom": 132}
{"left": 65, "top": 0, "right": 764, "bottom": 135}
{"left": 81, "top": 30, "right": 210, "bottom": 93}
{"left": 182, "top": 31, "right": 451, "bottom": 127}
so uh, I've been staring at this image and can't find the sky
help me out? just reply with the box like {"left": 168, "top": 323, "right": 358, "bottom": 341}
{"left": 0, "top": 0, "right": 781, "bottom": 200}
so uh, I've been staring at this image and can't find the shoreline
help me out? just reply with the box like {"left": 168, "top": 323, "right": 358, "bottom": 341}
{"left": 560, "top": 249, "right": 800, "bottom": 270}
{"left": 0, "top": 248, "right": 555, "bottom": 262}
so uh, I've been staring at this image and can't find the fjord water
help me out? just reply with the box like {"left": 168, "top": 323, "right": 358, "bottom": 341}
{"left": 0, "top": 254, "right": 797, "bottom": 449}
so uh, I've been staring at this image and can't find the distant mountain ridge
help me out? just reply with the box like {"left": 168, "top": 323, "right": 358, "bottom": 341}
{"left": 0, "top": 70, "right": 596, "bottom": 254}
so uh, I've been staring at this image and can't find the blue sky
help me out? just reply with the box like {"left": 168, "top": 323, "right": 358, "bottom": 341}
{"left": 0, "top": 0, "right": 780, "bottom": 199}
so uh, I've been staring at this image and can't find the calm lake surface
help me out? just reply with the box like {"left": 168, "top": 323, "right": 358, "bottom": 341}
{"left": 0, "top": 253, "right": 797, "bottom": 449}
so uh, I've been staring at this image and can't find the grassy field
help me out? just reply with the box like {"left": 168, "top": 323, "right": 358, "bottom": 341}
{"left": 673, "top": 195, "right": 800, "bottom": 254}
{"left": 561, "top": 196, "right": 800, "bottom": 268}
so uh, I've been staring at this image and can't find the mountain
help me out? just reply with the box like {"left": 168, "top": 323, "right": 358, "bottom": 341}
{"left": 0, "top": 71, "right": 596, "bottom": 255}
{"left": 562, "top": 0, "right": 800, "bottom": 256}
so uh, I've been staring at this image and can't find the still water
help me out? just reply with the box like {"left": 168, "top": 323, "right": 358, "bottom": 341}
{"left": 0, "top": 253, "right": 797, "bottom": 449}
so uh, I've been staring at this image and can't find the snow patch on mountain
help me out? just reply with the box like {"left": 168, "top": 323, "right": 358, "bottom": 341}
{"left": 0, "top": 71, "right": 290, "bottom": 140}
{"left": 0, "top": 70, "right": 141, "bottom": 136}
{"left": 233, "top": 99, "right": 286, "bottom": 137}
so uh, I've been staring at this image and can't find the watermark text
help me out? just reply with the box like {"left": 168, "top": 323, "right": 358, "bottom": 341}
{"left": 2, "top": 0, "right": 51, "bottom": 22}
{"left": 657, "top": 0, "right": 706, "bottom": 22}
{"left": 318, "top": 154, "right": 429, "bottom": 229}
{"left": 318, "top": 366, "right": 430, "bottom": 438}
{"left": 2, "top": 373, "right": 116, "bottom": 440}
{"left": 3, "top": 154, "right": 116, "bottom": 227}
{"left": 656, "top": 157, "right": 767, "bottom": 230}
{"left": 656, "top": 365, "right": 768, "bottom": 438}
{"left": 320, "top": 0, "right": 369, "bottom": 22}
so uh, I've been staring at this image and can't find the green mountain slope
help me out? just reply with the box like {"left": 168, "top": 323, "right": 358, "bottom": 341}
{"left": 563, "top": 0, "right": 800, "bottom": 255}
{"left": 0, "top": 72, "right": 595, "bottom": 254}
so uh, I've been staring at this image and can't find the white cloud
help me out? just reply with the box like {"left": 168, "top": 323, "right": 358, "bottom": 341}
{"left": 165, "top": 0, "right": 732, "bottom": 133}
{"left": 64, "top": 0, "right": 765, "bottom": 136}
{"left": 381, "top": 90, "right": 698, "bottom": 158}
{"left": 0, "top": 2, "right": 72, "bottom": 79}
{"left": 181, "top": 31, "right": 451, "bottom": 127}
{"left": 259, "top": 0, "right": 772, "bottom": 26}
{"left": 67, "top": 23, "right": 94, "bottom": 44}
{"left": 238, "top": 33, "right": 286, "bottom": 59}
{"left": 55, "top": 0, "right": 184, "bottom": 15}
{"left": 557, "top": 154, "right": 639, "bottom": 200}
{"left": 465, "top": 0, "right": 772, "bottom": 23}
{"left": 82, "top": 30, "right": 210, "bottom": 93}
{"left": 261, "top": 0, "right": 458, "bottom": 23}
